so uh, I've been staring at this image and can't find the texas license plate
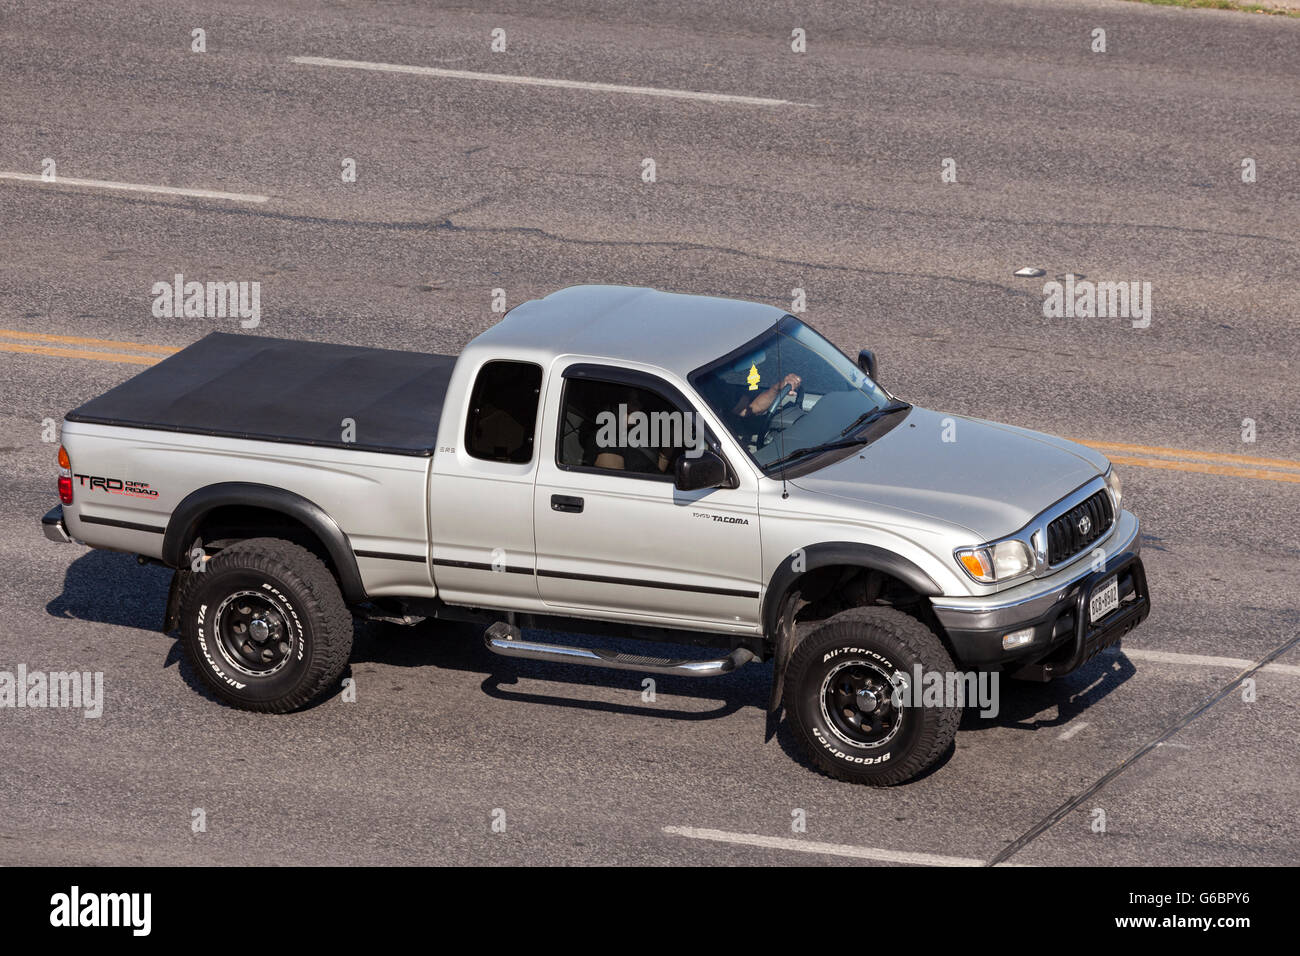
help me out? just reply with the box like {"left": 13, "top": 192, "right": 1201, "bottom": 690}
{"left": 1089, "top": 576, "right": 1119, "bottom": 623}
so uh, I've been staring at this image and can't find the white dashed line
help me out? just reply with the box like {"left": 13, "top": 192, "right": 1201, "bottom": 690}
{"left": 289, "top": 55, "right": 814, "bottom": 108}
{"left": 1057, "top": 721, "right": 1089, "bottom": 740}
{"left": 1123, "top": 648, "right": 1300, "bottom": 677}
{"left": 0, "top": 172, "right": 269, "bottom": 203}
{"left": 662, "top": 826, "right": 1005, "bottom": 866}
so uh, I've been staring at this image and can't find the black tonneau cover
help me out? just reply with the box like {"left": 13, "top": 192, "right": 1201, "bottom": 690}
{"left": 66, "top": 332, "right": 455, "bottom": 456}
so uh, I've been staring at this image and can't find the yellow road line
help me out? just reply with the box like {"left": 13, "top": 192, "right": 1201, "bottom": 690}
{"left": 0, "top": 328, "right": 179, "bottom": 354}
{"left": 1103, "top": 454, "right": 1300, "bottom": 484}
{"left": 1078, "top": 439, "right": 1300, "bottom": 473}
{"left": 0, "top": 341, "right": 162, "bottom": 365}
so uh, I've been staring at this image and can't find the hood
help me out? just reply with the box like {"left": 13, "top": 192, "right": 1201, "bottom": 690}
{"left": 789, "top": 407, "right": 1108, "bottom": 541}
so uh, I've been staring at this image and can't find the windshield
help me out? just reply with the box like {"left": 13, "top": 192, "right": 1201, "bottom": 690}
{"left": 690, "top": 315, "right": 901, "bottom": 472}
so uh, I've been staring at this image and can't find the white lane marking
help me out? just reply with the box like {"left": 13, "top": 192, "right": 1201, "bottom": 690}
{"left": 0, "top": 172, "right": 268, "bottom": 203}
{"left": 662, "top": 826, "right": 1004, "bottom": 866}
{"left": 1058, "top": 721, "right": 1089, "bottom": 741}
{"left": 1123, "top": 648, "right": 1300, "bottom": 677}
{"left": 289, "top": 55, "right": 813, "bottom": 108}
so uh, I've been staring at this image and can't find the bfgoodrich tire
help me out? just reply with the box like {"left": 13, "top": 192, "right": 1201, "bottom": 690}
{"left": 179, "top": 537, "right": 353, "bottom": 712}
{"left": 784, "top": 607, "right": 960, "bottom": 785}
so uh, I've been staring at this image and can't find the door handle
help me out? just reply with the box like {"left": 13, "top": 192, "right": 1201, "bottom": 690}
{"left": 551, "top": 494, "right": 584, "bottom": 514}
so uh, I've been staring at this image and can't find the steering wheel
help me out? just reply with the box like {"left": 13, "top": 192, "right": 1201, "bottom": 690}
{"left": 762, "top": 381, "right": 802, "bottom": 436}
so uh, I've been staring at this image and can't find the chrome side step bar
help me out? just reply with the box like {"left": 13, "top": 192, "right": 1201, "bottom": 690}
{"left": 483, "top": 622, "right": 756, "bottom": 678}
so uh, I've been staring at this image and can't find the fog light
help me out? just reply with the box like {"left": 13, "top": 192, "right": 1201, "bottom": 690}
{"left": 1002, "top": 627, "right": 1035, "bottom": 650}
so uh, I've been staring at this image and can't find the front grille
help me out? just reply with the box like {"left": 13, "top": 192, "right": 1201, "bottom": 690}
{"left": 1046, "top": 490, "right": 1114, "bottom": 565}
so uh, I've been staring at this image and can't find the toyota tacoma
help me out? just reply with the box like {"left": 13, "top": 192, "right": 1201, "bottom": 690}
{"left": 40, "top": 285, "right": 1150, "bottom": 784}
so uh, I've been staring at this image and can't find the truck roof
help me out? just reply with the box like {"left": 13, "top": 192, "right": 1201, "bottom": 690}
{"left": 470, "top": 285, "right": 787, "bottom": 373}
{"left": 66, "top": 333, "right": 455, "bottom": 456}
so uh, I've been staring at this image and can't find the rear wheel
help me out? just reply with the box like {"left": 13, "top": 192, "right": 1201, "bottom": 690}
{"left": 179, "top": 537, "right": 352, "bottom": 712}
{"left": 784, "top": 607, "right": 960, "bottom": 785}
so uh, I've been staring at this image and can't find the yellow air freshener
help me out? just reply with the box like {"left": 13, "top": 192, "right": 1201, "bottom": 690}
{"left": 747, "top": 363, "right": 761, "bottom": 391}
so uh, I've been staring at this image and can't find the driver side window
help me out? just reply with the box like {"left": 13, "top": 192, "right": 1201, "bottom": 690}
{"left": 558, "top": 378, "right": 695, "bottom": 479}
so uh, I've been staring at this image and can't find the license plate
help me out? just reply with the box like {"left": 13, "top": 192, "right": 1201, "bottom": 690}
{"left": 1089, "top": 576, "right": 1119, "bottom": 623}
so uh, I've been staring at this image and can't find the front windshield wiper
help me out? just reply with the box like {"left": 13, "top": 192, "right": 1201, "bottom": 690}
{"left": 765, "top": 401, "right": 911, "bottom": 471}
{"left": 838, "top": 400, "right": 910, "bottom": 437}
{"left": 766, "top": 438, "right": 870, "bottom": 471}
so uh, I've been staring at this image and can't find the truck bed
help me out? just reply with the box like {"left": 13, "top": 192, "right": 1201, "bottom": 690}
{"left": 66, "top": 332, "right": 455, "bottom": 456}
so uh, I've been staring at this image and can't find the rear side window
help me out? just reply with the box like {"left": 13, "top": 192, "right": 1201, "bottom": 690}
{"left": 464, "top": 361, "right": 543, "bottom": 463}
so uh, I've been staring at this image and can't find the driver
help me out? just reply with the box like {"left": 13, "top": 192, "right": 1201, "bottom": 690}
{"left": 736, "top": 372, "right": 802, "bottom": 419}
{"left": 696, "top": 350, "right": 802, "bottom": 448}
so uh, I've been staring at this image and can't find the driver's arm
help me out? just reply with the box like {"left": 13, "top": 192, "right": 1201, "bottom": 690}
{"left": 738, "top": 373, "right": 802, "bottom": 417}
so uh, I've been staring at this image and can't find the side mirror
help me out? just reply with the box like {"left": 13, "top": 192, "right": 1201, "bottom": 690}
{"left": 675, "top": 449, "right": 729, "bottom": 491}
{"left": 857, "top": 349, "right": 877, "bottom": 380}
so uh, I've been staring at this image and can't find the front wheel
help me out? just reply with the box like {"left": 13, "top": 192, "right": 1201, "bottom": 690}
{"left": 178, "top": 537, "right": 353, "bottom": 712}
{"left": 784, "top": 607, "right": 960, "bottom": 785}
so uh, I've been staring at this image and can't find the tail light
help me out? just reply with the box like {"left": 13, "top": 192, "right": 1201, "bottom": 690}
{"left": 58, "top": 445, "right": 73, "bottom": 505}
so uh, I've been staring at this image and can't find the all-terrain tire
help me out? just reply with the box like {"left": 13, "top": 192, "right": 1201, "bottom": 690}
{"left": 784, "top": 606, "right": 960, "bottom": 785}
{"left": 178, "top": 537, "right": 352, "bottom": 712}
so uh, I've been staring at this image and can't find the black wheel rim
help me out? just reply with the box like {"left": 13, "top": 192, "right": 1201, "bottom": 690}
{"left": 819, "top": 659, "right": 903, "bottom": 749}
{"left": 214, "top": 590, "right": 295, "bottom": 678}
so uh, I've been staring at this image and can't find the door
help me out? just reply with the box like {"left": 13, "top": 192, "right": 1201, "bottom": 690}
{"left": 533, "top": 364, "right": 762, "bottom": 630}
{"left": 429, "top": 359, "right": 543, "bottom": 608}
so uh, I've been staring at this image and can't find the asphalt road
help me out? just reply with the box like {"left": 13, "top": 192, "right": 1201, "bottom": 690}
{"left": 1, "top": 0, "right": 1297, "bottom": 866}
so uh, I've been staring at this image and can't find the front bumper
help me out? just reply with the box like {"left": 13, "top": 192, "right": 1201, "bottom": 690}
{"left": 42, "top": 505, "right": 72, "bottom": 543}
{"left": 931, "top": 510, "right": 1150, "bottom": 678}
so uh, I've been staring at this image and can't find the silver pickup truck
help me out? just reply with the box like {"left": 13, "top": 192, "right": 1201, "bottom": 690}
{"left": 41, "top": 285, "right": 1149, "bottom": 784}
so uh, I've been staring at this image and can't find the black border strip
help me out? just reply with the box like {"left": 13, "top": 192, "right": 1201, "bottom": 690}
{"left": 416, "top": 553, "right": 759, "bottom": 598}
{"left": 536, "top": 567, "right": 759, "bottom": 599}
{"left": 354, "top": 549, "right": 428, "bottom": 564}
{"left": 79, "top": 513, "right": 165, "bottom": 534}
{"left": 430, "top": 557, "right": 534, "bottom": 575}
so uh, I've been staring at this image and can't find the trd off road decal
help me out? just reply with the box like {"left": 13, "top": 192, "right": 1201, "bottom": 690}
{"left": 73, "top": 474, "right": 159, "bottom": 498}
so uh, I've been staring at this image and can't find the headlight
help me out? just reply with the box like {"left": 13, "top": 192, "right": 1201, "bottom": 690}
{"left": 1105, "top": 467, "right": 1123, "bottom": 510}
{"left": 992, "top": 539, "right": 1033, "bottom": 578}
{"left": 955, "top": 538, "right": 1033, "bottom": 584}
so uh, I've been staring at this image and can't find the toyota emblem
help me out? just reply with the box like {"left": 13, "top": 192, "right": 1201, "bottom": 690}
{"left": 1077, "top": 514, "right": 1092, "bottom": 536}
